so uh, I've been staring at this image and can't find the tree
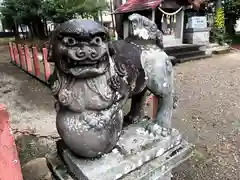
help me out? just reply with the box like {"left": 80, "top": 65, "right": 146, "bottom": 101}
{"left": 0, "top": 0, "right": 20, "bottom": 37}
{"left": 1, "top": 0, "right": 47, "bottom": 39}
{"left": 223, "top": 0, "right": 240, "bottom": 35}
{"left": 41, "top": 0, "right": 108, "bottom": 23}
{"left": 0, "top": 0, "right": 108, "bottom": 39}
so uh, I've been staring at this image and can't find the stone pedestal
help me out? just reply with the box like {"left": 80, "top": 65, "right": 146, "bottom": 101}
{"left": 46, "top": 123, "right": 193, "bottom": 180}
{"left": 183, "top": 28, "right": 210, "bottom": 45}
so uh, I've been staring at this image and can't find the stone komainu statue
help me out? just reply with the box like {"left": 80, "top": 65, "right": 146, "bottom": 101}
{"left": 48, "top": 14, "right": 174, "bottom": 158}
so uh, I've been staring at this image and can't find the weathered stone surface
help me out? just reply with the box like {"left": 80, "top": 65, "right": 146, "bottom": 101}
{"left": 46, "top": 127, "right": 193, "bottom": 180}
{"left": 22, "top": 157, "right": 53, "bottom": 180}
{"left": 47, "top": 140, "right": 193, "bottom": 180}
{"left": 184, "top": 28, "right": 210, "bottom": 44}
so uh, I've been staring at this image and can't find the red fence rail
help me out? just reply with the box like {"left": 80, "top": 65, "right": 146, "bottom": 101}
{"left": 8, "top": 42, "right": 52, "bottom": 83}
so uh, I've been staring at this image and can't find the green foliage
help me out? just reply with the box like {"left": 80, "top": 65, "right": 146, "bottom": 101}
{"left": 1, "top": 0, "right": 43, "bottom": 24}
{"left": 212, "top": 27, "right": 232, "bottom": 45}
{"left": 0, "top": 0, "right": 108, "bottom": 31}
{"left": 212, "top": 7, "right": 232, "bottom": 45}
{"left": 224, "top": 0, "right": 240, "bottom": 17}
{"left": 215, "top": 8, "right": 225, "bottom": 29}
{"left": 42, "top": 0, "right": 108, "bottom": 23}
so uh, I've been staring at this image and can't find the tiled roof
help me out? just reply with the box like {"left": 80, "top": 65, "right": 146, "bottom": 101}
{"left": 114, "top": 0, "right": 162, "bottom": 14}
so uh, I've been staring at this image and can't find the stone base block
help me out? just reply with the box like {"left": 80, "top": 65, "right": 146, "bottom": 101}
{"left": 46, "top": 125, "right": 194, "bottom": 180}
{"left": 183, "top": 28, "right": 210, "bottom": 44}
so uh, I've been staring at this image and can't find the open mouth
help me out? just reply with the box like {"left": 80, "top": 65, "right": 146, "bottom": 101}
{"left": 59, "top": 55, "right": 109, "bottom": 76}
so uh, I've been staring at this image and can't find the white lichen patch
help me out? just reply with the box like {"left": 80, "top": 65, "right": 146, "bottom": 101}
{"left": 163, "top": 82, "right": 168, "bottom": 88}
{"left": 149, "top": 133, "right": 154, "bottom": 138}
{"left": 152, "top": 124, "right": 160, "bottom": 131}
{"left": 112, "top": 148, "right": 118, "bottom": 154}
{"left": 108, "top": 56, "right": 116, "bottom": 76}
{"left": 133, "top": 28, "right": 149, "bottom": 40}
{"left": 144, "top": 155, "right": 151, "bottom": 162}
{"left": 136, "top": 127, "right": 148, "bottom": 135}
{"left": 156, "top": 148, "right": 165, "bottom": 157}
{"left": 114, "top": 173, "right": 123, "bottom": 180}
{"left": 124, "top": 164, "right": 133, "bottom": 174}
{"left": 161, "top": 165, "right": 166, "bottom": 172}
{"left": 137, "top": 159, "right": 143, "bottom": 167}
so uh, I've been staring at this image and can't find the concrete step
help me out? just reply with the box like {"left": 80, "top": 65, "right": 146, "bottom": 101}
{"left": 172, "top": 50, "right": 206, "bottom": 59}
{"left": 164, "top": 44, "right": 202, "bottom": 55}
{"left": 207, "top": 43, "right": 231, "bottom": 55}
{"left": 212, "top": 47, "right": 231, "bottom": 55}
{"left": 179, "top": 54, "right": 212, "bottom": 63}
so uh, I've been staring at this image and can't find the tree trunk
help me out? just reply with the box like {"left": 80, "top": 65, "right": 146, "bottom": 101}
{"left": 43, "top": 20, "right": 48, "bottom": 37}
{"left": 215, "top": 0, "right": 222, "bottom": 11}
{"left": 99, "top": 11, "right": 103, "bottom": 24}
{"left": 109, "top": 0, "right": 116, "bottom": 34}
{"left": 113, "top": 0, "right": 124, "bottom": 39}
{"left": 31, "top": 23, "right": 37, "bottom": 38}
{"left": 19, "top": 25, "right": 25, "bottom": 40}
{"left": 32, "top": 17, "right": 47, "bottom": 39}
{"left": 225, "top": 14, "right": 236, "bottom": 36}
{"left": 28, "top": 23, "right": 35, "bottom": 39}
{"left": 13, "top": 21, "right": 19, "bottom": 39}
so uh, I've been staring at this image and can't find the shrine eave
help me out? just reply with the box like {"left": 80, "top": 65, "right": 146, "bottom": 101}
{"left": 114, "top": 0, "right": 162, "bottom": 14}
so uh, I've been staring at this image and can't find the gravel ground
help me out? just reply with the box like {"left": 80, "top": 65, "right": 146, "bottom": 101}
{"left": 172, "top": 52, "right": 240, "bottom": 180}
{"left": 0, "top": 45, "right": 239, "bottom": 179}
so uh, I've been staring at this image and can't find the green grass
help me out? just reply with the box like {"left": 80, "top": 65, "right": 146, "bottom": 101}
{"left": 0, "top": 37, "right": 15, "bottom": 44}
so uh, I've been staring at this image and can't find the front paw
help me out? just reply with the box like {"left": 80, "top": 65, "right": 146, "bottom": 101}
{"left": 58, "top": 89, "right": 73, "bottom": 106}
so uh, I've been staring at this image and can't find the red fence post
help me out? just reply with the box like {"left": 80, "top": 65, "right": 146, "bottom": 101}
{"left": 18, "top": 44, "right": 25, "bottom": 69}
{"left": 0, "top": 104, "right": 23, "bottom": 180}
{"left": 24, "top": 45, "right": 32, "bottom": 73}
{"left": 32, "top": 47, "right": 41, "bottom": 77}
{"left": 152, "top": 96, "right": 158, "bottom": 119}
{"left": 12, "top": 43, "right": 19, "bottom": 65}
{"left": 42, "top": 48, "right": 51, "bottom": 81}
{"left": 146, "top": 95, "right": 153, "bottom": 105}
{"left": 9, "top": 42, "right": 15, "bottom": 63}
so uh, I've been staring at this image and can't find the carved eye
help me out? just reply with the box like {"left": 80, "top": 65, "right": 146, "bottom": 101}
{"left": 63, "top": 37, "right": 77, "bottom": 46}
{"left": 91, "top": 36, "right": 102, "bottom": 45}
{"left": 132, "top": 22, "right": 137, "bottom": 29}
{"left": 143, "top": 21, "right": 148, "bottom": 26}
{"left": 150, "top": 25, "right": 157, "bottom": 32}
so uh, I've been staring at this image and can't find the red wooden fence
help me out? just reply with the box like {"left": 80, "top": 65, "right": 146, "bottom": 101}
{"left": 9, "top": 42, "right": 51, "bottom": 83}
{"left": 0, "top": 104, "right": 23, "bottom": 180}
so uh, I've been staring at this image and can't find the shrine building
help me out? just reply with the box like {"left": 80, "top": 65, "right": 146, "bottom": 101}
{"left": 113, "top": 0, "right": 211, "bottom": 63}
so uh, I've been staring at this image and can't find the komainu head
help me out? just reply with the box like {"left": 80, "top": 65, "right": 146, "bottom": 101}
{"left": 128, "top": 13, "right": 163, "bottom": 48}
{"left": 49, "top": 19, "right": 111, "bottom": 78}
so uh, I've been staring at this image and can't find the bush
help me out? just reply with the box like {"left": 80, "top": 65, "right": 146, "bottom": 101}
{"left": 212, "top": 8, "right": 232, "bottom": 45}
